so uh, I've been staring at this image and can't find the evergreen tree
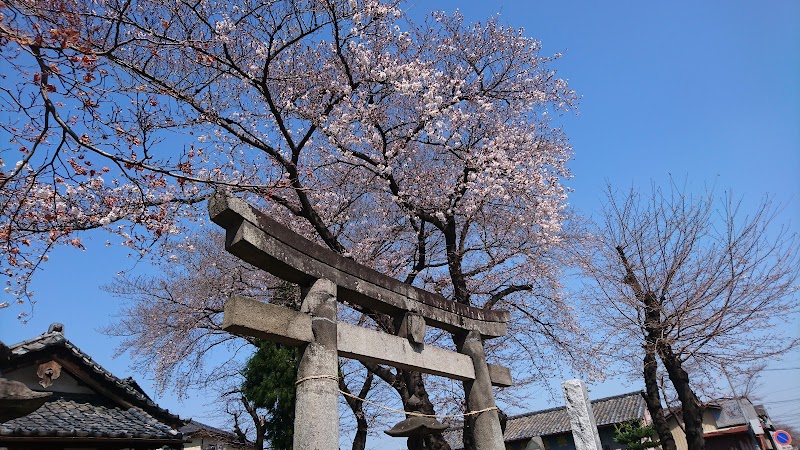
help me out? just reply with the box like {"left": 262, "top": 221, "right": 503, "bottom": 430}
{"left": 613, "top": 420, "right": 661, "bottom": 450}
{"left": 241, "top": 339, "right": 299, "bottom": 450}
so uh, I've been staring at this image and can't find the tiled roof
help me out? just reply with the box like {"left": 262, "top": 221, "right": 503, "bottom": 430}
{"left": 5, "top": 326, "right": 181, "bottom": 425}
{"left": 504, "top": 391, "right": 646, "bottom": 440}
{"left": 445, "top": 391, "right": 646, "bottom": 449}
{"left": 181, "top": 420, "right": 252, "bottom": 448}
{"left": 182, "top": 419, "right": 241, "bottom": 440}
{"left": 0, "top": 392, "right": 183, "bottom": 442}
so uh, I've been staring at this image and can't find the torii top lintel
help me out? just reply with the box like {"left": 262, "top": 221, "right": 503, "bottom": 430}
{"left": 208, "top": 194, "right": 509, "bottom": 338}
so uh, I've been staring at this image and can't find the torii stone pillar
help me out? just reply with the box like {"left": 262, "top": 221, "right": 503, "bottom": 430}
{"left": 210, "top": 195, "right": 512, "bottom": 449}
{"left": 294, "top": 279, "right": 339, "bottom": 450}
{"left": 562, "top": 379, "right": 603, "bottom": 450}
{"left": 459, "top": 330, "right": 505, "bottom": 450}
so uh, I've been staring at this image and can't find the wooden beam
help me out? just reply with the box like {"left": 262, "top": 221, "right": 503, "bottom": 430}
{"left": 209, "top": 194, "right": 509, "bottom": 338}
{"left": 223, "top": 296, "right": 512, "bottom": 387}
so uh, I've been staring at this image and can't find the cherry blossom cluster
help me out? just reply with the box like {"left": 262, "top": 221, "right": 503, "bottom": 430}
{"left": 1, "top": 0, "right": 595, "bottom": 388}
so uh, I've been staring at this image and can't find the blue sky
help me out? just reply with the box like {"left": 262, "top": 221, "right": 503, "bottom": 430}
{"left": 2, "top": 0, "right": 798, "bottom": 446}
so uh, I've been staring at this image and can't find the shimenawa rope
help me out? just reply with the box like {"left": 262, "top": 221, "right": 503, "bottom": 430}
{"left": 295, "top": 374, "right": 498, "bottom": 419}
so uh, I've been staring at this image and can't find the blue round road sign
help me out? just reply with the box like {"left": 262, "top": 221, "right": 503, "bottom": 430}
{"left": 775, "top": 430, "right": 791, "bottom": 446}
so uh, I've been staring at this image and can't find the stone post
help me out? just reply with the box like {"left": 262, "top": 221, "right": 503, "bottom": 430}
{"left": 294, "top": 279, "right": 339, "bottom": 450}
{"left": 459, "top": 330, "right": 505, "bottom": 450}
{"left": 562, "top": 379, "right": 603, "bottom": 450}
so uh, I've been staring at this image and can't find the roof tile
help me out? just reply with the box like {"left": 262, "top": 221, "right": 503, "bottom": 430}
{"left": 0, "top": 393, "right": 182, "bottom": 442}
{"left": 445, "top": 391, "right": 646, "bottom": 449}
{"left": 7, "top": 329, "right": 180, "bottom": 424}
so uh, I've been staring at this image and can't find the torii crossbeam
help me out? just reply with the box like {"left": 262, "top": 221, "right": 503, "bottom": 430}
{"left": 209, "top": 194, "right": 509, "bottom": 449}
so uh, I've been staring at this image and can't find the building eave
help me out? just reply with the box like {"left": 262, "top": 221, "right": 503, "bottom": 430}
{"left": 704, "top": 425, "right": 751, "bottom": 438}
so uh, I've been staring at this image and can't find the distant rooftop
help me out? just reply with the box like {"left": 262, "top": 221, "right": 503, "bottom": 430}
{"left": 182, "top": 419, "right": 243, "bottom": 440}
{"left": 445, "top": 390, "right": 646, "bottom": 448}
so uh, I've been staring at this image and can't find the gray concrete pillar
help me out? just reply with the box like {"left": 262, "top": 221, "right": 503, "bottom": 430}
{"left": 562, "top": 379, "right": 603, "bottom": 450}
{"left": 294, "top": 279, "right": 339, "bottom": 450}
{"left": 459, "top": 330, "right": 505, "bottom": 450}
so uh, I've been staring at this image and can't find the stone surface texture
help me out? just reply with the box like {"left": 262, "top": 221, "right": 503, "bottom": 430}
{"left": 562, "top": 379, "right": 603, "bottom": 450}
{"left": 294, "top": 279, "right": 340, "bottom": 450}
{"left": 459, "top": 330, "right": 505, "bottom": 450}
{"left": 385, "top": 416, "right": 449, "bottom": 437}
{"left": 223, "top": 295, "right": 313, "bottom": 346}
{"left": 398, "top": 313, "right": 427, "bottom": 345}
{"left": 223, "top": 295, "right": 513, "bottom": 386}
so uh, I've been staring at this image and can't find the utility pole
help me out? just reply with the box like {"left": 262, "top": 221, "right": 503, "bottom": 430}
{"left": 723, "top": 366, "right": 765, "bottom": 450}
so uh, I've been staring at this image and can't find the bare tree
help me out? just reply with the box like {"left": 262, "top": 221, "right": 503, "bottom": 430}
{"left": 226, "top": 393, "right": 267, "bottom": 450}
{"left": 578, "top": 181, "right": 800, "bottom": 450}
{"left": 102, "top": 231, "right": 270, "bottom": 394}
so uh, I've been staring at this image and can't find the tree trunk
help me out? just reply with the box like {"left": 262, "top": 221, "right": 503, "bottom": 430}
{"left": 400, "top": 369, "right": 451, "bottom": 450}
{"left": 255, "top": 429, "right": 265, "bottom": 450}
{"left": 462, "top": 413, "right": 477, "bottom": 450}
{"left": 425, "top": 432, "right": 452, "bottom": 450}
{"left": 351, "top": 410, "right": 369, "bottom": 450}
{"left": 371, "top": 314, "right": 451, "bottom": 450}
{"left": 659, "top": 345, "right": 705, "bottom": 450}
{"left": 643, "top": 340, "right": 678, "bottom": 450}
{"left": 340, "top": 369, "right": 373, "bottom": 450}
{"left": 640, "top": 290, "right": 678, "bottom": 450}
{"left": 616, "top": 246, "right": 681, "bottom": 450}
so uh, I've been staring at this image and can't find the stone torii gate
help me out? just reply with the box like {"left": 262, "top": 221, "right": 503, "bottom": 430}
{"left": 209, "top": 195, "right": 512, "bottom": 449}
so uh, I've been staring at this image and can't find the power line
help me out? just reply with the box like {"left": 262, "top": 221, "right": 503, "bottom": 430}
{"left": 763, "top": 397, "right": 800, "bottom": 405}
{"left": 762, "top": 367, "right": 800, "bottom": 371}
{"left": 769, "top": 404, "right": 800, "bottom": 411}
{"left": 763, "top": 404, "right": 799, "bottom": 414}
{"left": 761, "top": 386, "right": 800, "bottom": 395}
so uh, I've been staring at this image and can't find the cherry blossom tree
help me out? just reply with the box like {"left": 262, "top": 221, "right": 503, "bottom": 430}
{"left": 578, "top": 182, "right": 800, "bottom": 450}
{"left": 2, "top": 1, "right": 589, "bottom": 447}
{"left": 104, "top": 232, "right": 384, "bottom": 449}
{"left": 102, "top": 231, "right": 270, "bottom": 393}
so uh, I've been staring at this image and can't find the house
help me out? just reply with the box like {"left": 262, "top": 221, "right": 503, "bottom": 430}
{"left": 667, "top": 397, "right": 778, "bottom": 450}
{"left": 445, "top": 391, "right": 649, "bottom": 450}
{"left": 0, "top": 323, "right": 186, "bottom": 450}
{"left": 182, "top": 420, "right": 251, "bottom": 450}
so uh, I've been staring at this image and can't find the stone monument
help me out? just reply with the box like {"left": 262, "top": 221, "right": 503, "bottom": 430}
{"left": 562, "top": 379, "right": 603, "bottom": 450}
